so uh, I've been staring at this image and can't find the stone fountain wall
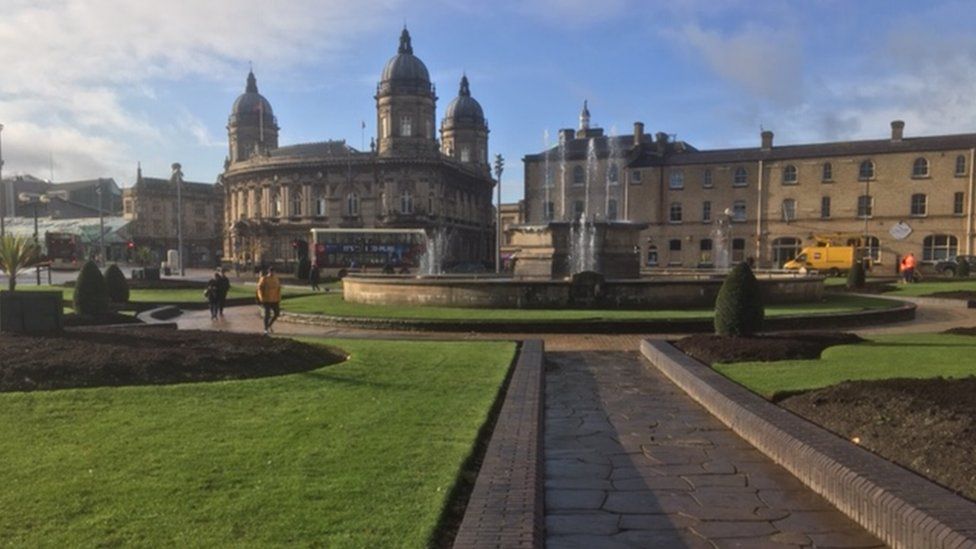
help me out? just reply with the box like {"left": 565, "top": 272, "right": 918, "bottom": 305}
{"left": 508, "top": 221, "right": 648, "bottom": 279}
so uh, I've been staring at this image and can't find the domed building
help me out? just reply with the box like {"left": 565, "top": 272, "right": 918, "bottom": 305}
{"left": 221, "top": 28, "right": 494, "bottom": 269}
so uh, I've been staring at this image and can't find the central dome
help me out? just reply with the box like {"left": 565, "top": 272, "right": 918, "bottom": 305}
{"left": 380, "top": 28, "right": 431, "bottom": 87}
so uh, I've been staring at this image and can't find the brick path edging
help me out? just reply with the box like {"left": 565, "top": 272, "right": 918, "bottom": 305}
{"left": 453, "top": 340, "right": 545, "bottom": 549}
{"left": 640, "top": 340, "right": 976, "bottom": 549}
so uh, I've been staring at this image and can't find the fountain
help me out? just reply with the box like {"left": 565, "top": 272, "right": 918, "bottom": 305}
{"left": 419, "top": 228, "right": 450, "bottom": 275}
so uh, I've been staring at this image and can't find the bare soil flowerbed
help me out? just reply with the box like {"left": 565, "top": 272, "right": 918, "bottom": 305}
{"left": 780, "top": 378, "right": 976, "bottom": 502}
{"left": 0, "top": 328, "right": 345, "bottom": 392}
{"left": 673, "top": 332, "right": 864, "bottom": 365}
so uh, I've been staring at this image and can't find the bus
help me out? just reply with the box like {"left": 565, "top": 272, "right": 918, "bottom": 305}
{"left": 309, "top": 228, "right": 427, "bottom": 274}
{"left": 45, "top": 232, "right": 83, "bottom": 270}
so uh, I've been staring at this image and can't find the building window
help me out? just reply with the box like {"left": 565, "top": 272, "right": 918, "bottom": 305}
{"left": 631, "top": 170, "right": 642, "bottom": 184}
{"left": 669, "top": 202, "right": 683, "bottom": 223}
{"left": 572, "top": 165, "right": 584, "bottom": 186}
{"left": 733, "top": 167, "right": 748, "bottom": 187}
{"left": 732, "top": 238, "right": 745, "bottom": 263}
{"left": 544, "top": 201, "right": 555, "bottom": 221}
{"left": 848, "top": 236, "right": 882, "bottom": 263}
{"left": 194, "top": 204, "right": 207, "bottom": 217}
{"left": 573, "top": 200, "right": 585, "bottom": 218}
{"left": 702, "top": 201, "right": 711, "bottom": 223}
{"left": 821, "top": 196, "right": 831, "bottom": 219}
{"left": 668, "top": 239, "right": 682, "bottom": 265}
{"left": 954, "top": 192, "right": 965, "bottom": 215}
{"left": 781, "top": 198, "right": 796, "bottom": 222}
{"left": 859, "top": 159, "right": 875, "bottom": 180}
{"left": 772, "top": 237, "right": 802, "bottom": 268}
{"left": 460, "top": 145, "right": 471, "bottom": 162}
{"left": 857, "top": 195, "right": 873, "bottom": 218}
{"left": 608, "top": 164, "right": 619, "bottom": 184}
{"left": 912, "top": 157, "right": 929, "bottom": 178}
{"left": 699, "top": 238, "right": 713, "bottom": 265}
{"left": 822, "top": 162, "right": 833, "bottom": 182}
{"left": 910, "top": 193, "right": 927, "bottom": 216}
{"left": 782, "top": 164, "right": 798, "bottom": 185}
{"left": 703, "top": 169, "right": 713, "bottom": 188}
{"left": 400, "top": 115, "right": 412, "bottom": 137}
{"left": 400, "top": 191, "right": 413, "bottom": 214}
{"left": 669, "top": 170, "right": 684, "bottom": 190}
{"left": 291, "top": 192, "right": 302, "bottom": 216}
{"left": 346, "top": 193, "right": 359, "bottom": 216}
{"left": 732, "top": 200, "right": 746, "bottom": 221}
{"left": 923, "top": 234, "right": 958, "bottom": 261}
{"left": 956, "top": 155, "right": 967, "bottom": 176}
{"left": 646, "top": 245, "right": 658, "bottom": 266}
{"left": 607, "top": 199, "right": 618, "bottom": 221}
{"left": 316, "top": 196, "right": 326, "bottom": 216}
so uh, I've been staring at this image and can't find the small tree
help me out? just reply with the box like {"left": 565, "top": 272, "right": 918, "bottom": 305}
{"left": 956, "top": 258, "right": 971, "bottom": 278}
{"left": 846, "top": 260, "right": 866, "bottom": 289}
{"left": 74, "top": 260, "right": 110, "bottom": 315}
{"left": 0, "top": 235, "right": 43, "bottom": 292}
{"left": 104, "top": 263, "right": 130, "bottom": 303}
{"left": 714, "top": 262, "right": 764, "bottom": 337}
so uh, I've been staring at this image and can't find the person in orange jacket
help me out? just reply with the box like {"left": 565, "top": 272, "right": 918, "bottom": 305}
{"left": 899, "top": 253, "right": 917, "bottom": 284}
{"left": 256, "top": 266, "right": 282, "bottom": 334}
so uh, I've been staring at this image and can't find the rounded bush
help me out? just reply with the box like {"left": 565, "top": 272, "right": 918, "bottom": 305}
{"left": 714, "top": 262, "right": 764, "bottom": 337}
{"left": 104, "top": 263, "right": 130, "bottom": 303}
{"left": 846, "top": 260, "right": 866, "bottom": 289}
{"left": 74, "top": 260, "right": 110, "bottom": 315}
{"left": 956, "top": 259, "right": 970, "bottom": 278}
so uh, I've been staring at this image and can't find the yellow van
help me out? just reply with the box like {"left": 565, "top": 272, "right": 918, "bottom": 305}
{"left": 783, "top": 246, "right": 856, "bottom": 277}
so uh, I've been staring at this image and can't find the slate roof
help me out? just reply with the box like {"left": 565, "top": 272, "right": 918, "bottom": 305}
{"left": 268, "top": 141, "right": 357, "bottom": 159}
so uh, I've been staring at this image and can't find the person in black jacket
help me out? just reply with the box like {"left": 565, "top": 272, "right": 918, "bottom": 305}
{"left": 215, "top": 269, "right": 231, "bottom": 317}
{"left": 205, "top": 272, "right": 222, "bottom": 320}
{"left": 309, "top": 262, "right": 321, "bottom": 291}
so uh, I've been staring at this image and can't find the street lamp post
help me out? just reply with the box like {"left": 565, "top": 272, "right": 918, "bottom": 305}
{"left": 493, "top": 154, "right": 504, "bottom": 274}
{"left": 18, "top": 192, "right": 49, "bottom": 285}
{"left": 0, "top": 123, "right": 6, "bottom": 238}
{"left": 96, "top": 180, "right": 105, "bottom": 266}
{"left": 171, "top": 163, "right": 185, "bottom": 276}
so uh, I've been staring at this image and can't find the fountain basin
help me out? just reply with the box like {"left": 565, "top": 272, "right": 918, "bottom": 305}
{"left": 509, "top": 221, "right": 648, "bottom": 279}
{"left": 342, "top": 273, "right": 824, "bottom": 309}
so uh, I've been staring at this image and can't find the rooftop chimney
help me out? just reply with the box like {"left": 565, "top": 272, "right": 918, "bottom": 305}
{"left": 891, "top": 120, "right": 905, "bottom": 142}
{"left": 655, "top": 132, "right": 668, "bottom": 154}
{"left": 633, "top": 122, "right": 645, "bottom": 146}
{"left": 761, "top": 130, "right": 774, "bottom": 151}
{"left": 559, "top": 128, "right": 575, "bottom": 145}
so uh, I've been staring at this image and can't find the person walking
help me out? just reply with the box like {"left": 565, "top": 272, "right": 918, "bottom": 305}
{"left": 216, "top": 269, "right": 231, "bottom": 317}
{"left": 205, "top": 271, "right": 222, "bottom": 321}
{"left": 257, "top": 266, "right": 282, "bottom": 335}
{"left": 309, "top": 262, "right": 321, "bottom": 291}
{"left": 900, "top": 252, "right": 917, "bottom": 283}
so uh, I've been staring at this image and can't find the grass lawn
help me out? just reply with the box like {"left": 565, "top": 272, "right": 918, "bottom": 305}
{"left": 0, "top": 338, "right": 515, "bottom": 547}
{"left": 880, "top": 278, "right": 976, "bottom": 297}
{"left": 280, "top": 292, "right": 899, "bottom": 322}
{"left": 715, "top": 333, "right": 976, "bottom": 400}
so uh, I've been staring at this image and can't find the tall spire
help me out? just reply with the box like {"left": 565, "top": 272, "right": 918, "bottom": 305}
{"left": 136, "top": 161, "right": 142, "bottom": 184}
{"left": 459, "top": 74, "right": 470, "bottom": 97}
{"left": 579, "top": 99, "right": 591, "bottom": 131}
{"left": 398, "top": 26, "right": 413, "bottom": 55}
{"left": 246, "top": 69, "right": 258, "bottom": 93}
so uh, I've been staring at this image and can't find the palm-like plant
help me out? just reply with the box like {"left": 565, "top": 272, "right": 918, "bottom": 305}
{"left": 0, "top": 235, "right": 43, "bottom": 292}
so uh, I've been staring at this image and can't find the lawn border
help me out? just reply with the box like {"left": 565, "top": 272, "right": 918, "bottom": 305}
{"left": 452, "top": 340, "right": 545, "bottom": 549}
{"left": 279, "top": 299, "right": 915, "bottom": 334}
{"left": 639, "top": 339, "right": 976, "bottom": 549}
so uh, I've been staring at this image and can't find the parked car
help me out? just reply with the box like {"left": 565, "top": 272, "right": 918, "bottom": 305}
{"left": 934, "top": 255, "right": 976, "bottom": 277}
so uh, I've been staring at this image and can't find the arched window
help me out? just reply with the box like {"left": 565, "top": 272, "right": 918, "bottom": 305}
{"left": 912, "top": 157, "right": 929, "bottom": 178}
{"left": 608, "top": 164, "right": 619, "bottom": 184}
{"left": 607, "top": 199, "right": 618, "bottom": 221}
{"left": 290, "top": 190, "right": 302, "bottom": 217}
{"left": 733, "top": 167, "right": 748, "bottom": 187}
{"left": 572, "top": 165, "right": 584, "bottom": 186}
{"left": 400, "top": 116, "right": 412, "bottom": 137}
{"left": 910, "top": 193, "right": 927, "bottom": 216}
{"left": 822, "top": 162, "right": 833, "bottom": 182}
{"left": 783, "top": 164, "right": 798, "bottom": 184}
{"left": 669, "top": 202, "right": 682, "bottom": 223}
{"left": 781, "top": 198, "right": 796, "bottom": 221}
{"left": 400, "top": 190, "right": 413, "bottom": 214}
{"left": 315, "top": 195, "right": 326, "bottom": 217}
{"left": 346, "top": 193, "right": 359, "bottom": 216}
{"left": 859, "top": 159, "right": 875, "bottom": 180}
{"left": 956, "top": 155, "right": 967, "bottom": 176}
{"left": 772, "top": 237, "right": 802, "bottom": 267}
{"left": 923, "top": 234, "right": 958, "bottom": 261}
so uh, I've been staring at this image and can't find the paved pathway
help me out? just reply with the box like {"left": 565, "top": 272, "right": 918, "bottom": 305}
{"left": 545, "top": 351, "right": 883, "bottom": 548}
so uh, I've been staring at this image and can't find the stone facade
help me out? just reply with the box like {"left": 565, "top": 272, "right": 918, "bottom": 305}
{"left": 221, "top": 29, "right": 495, "bottom": 269}
{"left": 524, "top": 112, "right": 976, "bottom": 271}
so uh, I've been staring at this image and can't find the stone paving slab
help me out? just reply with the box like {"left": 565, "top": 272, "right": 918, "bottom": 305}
{"left": 545, "top": 351, "right": 884, "bottom": 548}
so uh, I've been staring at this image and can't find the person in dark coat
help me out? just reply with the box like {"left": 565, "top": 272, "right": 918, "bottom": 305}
{"left": 205, "top": 271, "right": 222, "bottom": 321}
{"left": 216, "top": 269, "right": 231, "bottom": 316}
{"left": 309, "top": 262, "right": 321, "bottom": 291}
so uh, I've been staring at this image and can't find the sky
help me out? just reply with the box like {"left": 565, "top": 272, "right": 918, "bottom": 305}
{"left": 2, "top": 0, "right": 976, "bottom": 203}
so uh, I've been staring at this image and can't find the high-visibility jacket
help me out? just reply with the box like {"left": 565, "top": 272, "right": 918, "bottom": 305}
{"left": 901, "top": 255, "right": 917, "bottom": 271}
{"left": 257, "top": 274, "right": 282, "bottom": 303}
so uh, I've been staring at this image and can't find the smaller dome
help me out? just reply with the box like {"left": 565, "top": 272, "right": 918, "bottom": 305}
{"left": 231, "top": 71, "right": 274, "bottom": 117}
{"left": 380, "top": 28, "right": 431, "bottom": 86}
{"left": 443, "top": 75, "right": 485, "bottom": 126}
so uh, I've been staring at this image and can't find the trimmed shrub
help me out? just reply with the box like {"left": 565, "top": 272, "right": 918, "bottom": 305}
{"left": 846, "top": 260, "right": 866, "bottom": 289}
{"left": 74, "top": 261, "right": 110, "bottom": 315}
{"left": 295, "top": 257, "right": 311, "bottom": 280}
{"left": 714, "top": 262, "right": 764, "bottom": 337}
{"left": 956, "top": 258, "right": 971, "bottom": 278}
{"left": 104, "top": 263, "right": 130, "bottom": 303}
